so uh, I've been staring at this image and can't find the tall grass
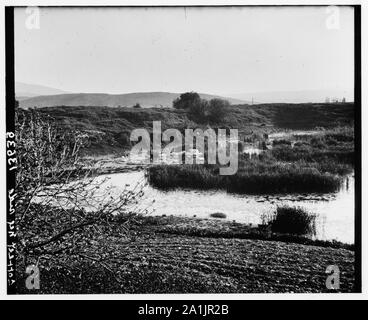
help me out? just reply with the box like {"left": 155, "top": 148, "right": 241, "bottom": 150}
{"left": 262, "top": 206, "right": 317, "bottom": 236}
{"left": 271, "top": 126, "right": 354, "bottom": 166}
{"left": 147, "top": 162, "right": 342, "bottom": 194}
{"left": 147, "top": 126, "right": 352, "bottom": 194}
{"left": 228, "top": 168, "right": 341, "bottom": 194}
{"left": 272, "top": 139, "right": 291, "bottom": 146}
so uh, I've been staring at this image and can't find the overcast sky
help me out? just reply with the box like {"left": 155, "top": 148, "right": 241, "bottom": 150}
{"left": 15, "top": 6, "right": 354, "bottom": 95}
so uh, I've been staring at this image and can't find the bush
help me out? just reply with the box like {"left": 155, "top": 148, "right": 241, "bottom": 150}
{"left": 272, "top": 139, "right": 291, "bottom": 146}
{"left": 189, "top": 98, "right": 208, "bottom": 121}
{"left": 271, "top": 145, "right": 310, "bottom": 161}
{"left": 210, "top": 212, "right": 227, "bottom": 219}
{"left": 114, "top": 132, "right": 131, "bottom": 146}
{"left": 173, "top": 92, "right": 230, "bottom": 123}
{"left": 173, "top": 92, "right": 201, "bottom": 110}
{"left": 207, "top": 98, "right": 229, "bottom": 123}
{"left": 294, "top": 141, "right": 310, "bottom": 148}
{"left": 263, "top": 206, "right": 316, "bottom": 236}
{"left": 310, "top": 136, "right": 326, "bottom": 149}
{"left": 15, "top": 109, "right": 148, "bottom": 290}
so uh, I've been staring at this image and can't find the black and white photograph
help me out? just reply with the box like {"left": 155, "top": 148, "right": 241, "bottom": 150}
{"left": 4, "top": 2, "right": 363, "bottom": 298}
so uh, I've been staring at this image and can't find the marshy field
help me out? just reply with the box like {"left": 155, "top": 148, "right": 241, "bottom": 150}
{"left": 16, "top": 102, "right": 356, "bottom": 293}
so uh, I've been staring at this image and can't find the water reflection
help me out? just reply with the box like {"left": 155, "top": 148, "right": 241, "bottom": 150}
{"left": 98, "top": 171, "right": 354, "bottom": 244}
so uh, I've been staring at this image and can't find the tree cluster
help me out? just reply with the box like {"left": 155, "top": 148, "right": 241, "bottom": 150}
{"left": 173, "top": 92, "right": 230, "bottom": 123}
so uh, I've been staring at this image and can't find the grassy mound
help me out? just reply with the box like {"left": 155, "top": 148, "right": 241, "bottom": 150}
{"left": 147, "top": 163, "right": 342, "bottom": 194}
{"left": 210, "top": 212, "right": 227, "bottom": 219}
{"left": 263, "top": 206, "right": 316, "bottom": 236}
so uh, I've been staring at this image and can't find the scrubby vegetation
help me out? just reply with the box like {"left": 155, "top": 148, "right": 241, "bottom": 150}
{"left": 148, "top": 162, "right": 342, "bottom": 194}
{"left": 29, "top": 101, "right": 354, "bottom": 155}
{"left": 15, "top": 109, "right": 148, "bottom": 292}
{"left": 173, "top": 91, "right": 230, "bottom": 123}
{"left": 272, "top": 139, "right": 291, "bottom": 146}
{"left": 14, "top": 99, "right": 356, "bottom": 293}
{"left": 271, "top": 127, "right": 354, "bottom": 166}
{"left": 148, "top": 125, "right": 353, "bottom": 194}
{"left": 262, "top": 206, "right": 317, "bottom": 236}
{"left": 210, "top": 212, "right": 227, "bottom": 219}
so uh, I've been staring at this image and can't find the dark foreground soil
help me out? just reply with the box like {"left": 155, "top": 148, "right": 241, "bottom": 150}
{"left": 18, "top": 216, "right": 355, "bottom": 294}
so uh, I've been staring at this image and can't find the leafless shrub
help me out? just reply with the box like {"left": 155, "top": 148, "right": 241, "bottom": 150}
{"left": 15, "top": 109, "right": 151, "bottom": 284}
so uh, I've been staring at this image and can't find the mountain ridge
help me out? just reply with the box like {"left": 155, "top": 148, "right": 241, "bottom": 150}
{"left": 18, "top": 92, "right": 249, "bottom": 109}
{"left": 16, "top": 82, "right": 69, "bottom": 98}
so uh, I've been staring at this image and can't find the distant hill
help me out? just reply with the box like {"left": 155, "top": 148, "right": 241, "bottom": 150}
{"left": 19, "top": 92, "right": 248, "bottom": 109}
{"left": 226, "top": 89, "right": 354, "bottom": 104}
{"left": 16, "top": 82, "right": 68, "bottom": 98}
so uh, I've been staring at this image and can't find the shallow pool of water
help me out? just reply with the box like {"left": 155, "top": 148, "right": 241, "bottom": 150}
{"left": 95, "top": 170, "right": 354, "bottom": 244}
